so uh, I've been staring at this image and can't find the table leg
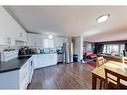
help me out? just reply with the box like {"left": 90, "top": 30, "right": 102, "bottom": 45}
{"left": 92, "top": 73, "right": 97, "bottom": 89}
{"left": 99, "top": 80, "right": 102, "bottom": 89}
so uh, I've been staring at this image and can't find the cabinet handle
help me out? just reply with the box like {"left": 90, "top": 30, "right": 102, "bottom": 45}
{"left": 31, "top": 61, "right": 33, "bottom": 66}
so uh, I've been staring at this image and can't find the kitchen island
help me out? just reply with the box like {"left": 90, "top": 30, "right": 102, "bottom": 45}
{"left": 0, "top": 53, "right": 57, "bottom": 89}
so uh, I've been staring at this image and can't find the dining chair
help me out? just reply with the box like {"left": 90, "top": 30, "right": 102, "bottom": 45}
{"left": 105, "top": 68, "right": 127, "bottom": 89}
{"left": 122, "top": 57, "right": 127, "bottom": 64}
{"left": 96, "top": 57, "right": 106, "bottom": 67}
{"left": 96, "top": 57, "right": 105, "bottom": 67}
{"left": 96, "top": 57, "right": 106, "bottom": 89}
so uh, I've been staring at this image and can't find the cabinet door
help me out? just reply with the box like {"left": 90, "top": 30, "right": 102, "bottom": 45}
{"left": 37, "top": 54, "right": 52, "bottom": 68}
{"left": 49, "top": 39, "right": 54, "bottom": 48}
{"left": 29, "top": 57, "right": 34, "bottom": 83}
{"left": 35, "top": 34, "right": 42, "bottom": 47}
{"left": 22, "top": 31, "right": 27, "bottom": 42}
{"left": 43, "top": 39, "right": 54, "bottom": 48}
{"left": 27, "top": 33, "right": 42, "bottom": 47}
{"left": 50, "top": 54, "right": 57, "bottom": 65}
{"left": 38, "top": 54, "right": 48, "bottom": 67}
{"left": 54, "top": 37, "right": 63, "bottom": 47}
{"left": 19, "top": 60, "right": 29, "bottom": 89}
{"left": 33, "top": 55, "right": 39, "bottom": 69}
{"left": 27, "top": 33, "right": 35, "bottom": 46}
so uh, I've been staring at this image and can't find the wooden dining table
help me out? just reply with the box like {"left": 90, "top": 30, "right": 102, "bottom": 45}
{"left": 91, "top": 61, "right": 127, "bottom": 89}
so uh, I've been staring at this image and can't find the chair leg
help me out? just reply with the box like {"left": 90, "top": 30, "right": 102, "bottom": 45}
{"left": 99, "top": 80, "right": 103, "bottom": 89}
{"left": 103, "top": 82, "right": 109, "bottom": 89}
{"left": 103, "top": 81, "right": 107, "bottom": 89}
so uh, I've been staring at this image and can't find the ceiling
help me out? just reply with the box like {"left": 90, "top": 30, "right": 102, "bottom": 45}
{"left": 3, "top": 6, "right": 127, "bottom": 42}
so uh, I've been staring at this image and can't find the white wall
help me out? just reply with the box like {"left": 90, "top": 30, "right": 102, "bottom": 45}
{"left": 0, "top": 6, "right": 27, "bottom": 51}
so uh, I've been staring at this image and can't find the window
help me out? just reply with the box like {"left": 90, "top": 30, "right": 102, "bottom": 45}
{"left": 120, "top": 44, "right": 125, "bottom": 56}
{"left": 103, "top": 45, "right": 106, "bottom": 53}
{"left": 43, "top": 39, "right": 54, "bottom": 48}
{"left": 103, "top": 44, "right": 125, "bottom": 56}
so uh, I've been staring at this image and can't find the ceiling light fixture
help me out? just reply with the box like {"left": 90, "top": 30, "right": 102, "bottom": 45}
{"left": 96, "top": 14, "right": 110, "bottom": 23}
{"left": 48, "top": 35, "right": 53, "bottom": 39}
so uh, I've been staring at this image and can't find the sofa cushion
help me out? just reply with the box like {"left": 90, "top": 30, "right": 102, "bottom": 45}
{"left": 89, "top": 54, "right": 97, "bottom": 58}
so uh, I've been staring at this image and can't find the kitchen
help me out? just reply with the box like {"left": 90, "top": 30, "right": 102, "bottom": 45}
{"left": 0, "top": 6, "right": 73, "bottom": 89}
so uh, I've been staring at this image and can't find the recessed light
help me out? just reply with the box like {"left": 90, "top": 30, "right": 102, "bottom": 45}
{"left": 48, "top": 35, "right": 53, "bottom": 39}
{"left": 96, "top": 14, "right": 110, "bottom": 23}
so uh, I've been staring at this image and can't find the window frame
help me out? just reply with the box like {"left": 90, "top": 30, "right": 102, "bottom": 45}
{"left": 102, "top": 44, "right": 125, "bottom": 56}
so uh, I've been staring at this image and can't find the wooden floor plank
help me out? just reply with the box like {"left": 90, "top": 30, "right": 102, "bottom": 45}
{"left": 28, "top": 63, "right": 96, "bottom": 89}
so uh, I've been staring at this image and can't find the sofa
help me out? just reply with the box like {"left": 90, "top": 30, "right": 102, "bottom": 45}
{"left": 84, "top": 52, "right": 97, "bottom": 59}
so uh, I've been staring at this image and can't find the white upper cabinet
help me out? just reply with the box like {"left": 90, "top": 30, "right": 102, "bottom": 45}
{"left": 27, "top": 33, "right": 35, "bottom": 46}
{"left": 54, "top": 37, "right": 65, "bottom": 47}
{"left": 27, "top": 33, "right": 42, "bottom": 47}
{"left": 16, "top": 31, "right": 27, "bottom": 42}
{"left": 0, "top": 7, "right": 27, "bottom": 45}
{"left": 35, "top": 34, "right": 42, "bottom": 47}
{"left": 28, "top": 33, "right": 55, "bottom": 48}
{"left": 42, "top": 39, "right": 54, "bottom": 48}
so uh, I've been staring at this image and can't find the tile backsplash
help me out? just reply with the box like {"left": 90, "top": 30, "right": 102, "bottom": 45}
{"left": 0, "top": 45, "right": 18, "bottom": 52}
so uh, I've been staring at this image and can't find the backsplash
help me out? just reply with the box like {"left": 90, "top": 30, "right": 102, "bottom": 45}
{"left": 0, "top": 45, "right": 19, "bottom": 52}
{"left": 40, "top": 48, "right": 57, "bottom": 53}
{"left": 0, "top": 41, "right": 27, "bottom": 52}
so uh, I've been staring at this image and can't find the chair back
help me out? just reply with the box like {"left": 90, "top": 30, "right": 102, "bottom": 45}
{"left": 122, "top": 57, "right": 127, "bottom": 64}
{"left": 105, "top": 68, "right": 127, "bottom": 89}
{"left": 96, "top": 57, "right": 105, "bottom": 67}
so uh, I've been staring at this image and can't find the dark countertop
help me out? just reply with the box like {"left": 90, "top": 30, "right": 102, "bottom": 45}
{"left": 0, "top": 53, "right": 58, "bottom": 73}
{"left": 57, "top": 53, "right": 64, "bottom": 54}
{"left": 18, "top": 52, "right": 57, "bottom": 56}
{"left": 0, "top": 57, "right": 30, "bottom": 73}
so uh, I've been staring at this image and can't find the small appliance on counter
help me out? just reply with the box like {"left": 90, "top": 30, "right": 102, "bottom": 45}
{"left": 18, "top": 47, "right": 41, "bottom": 55}
{"left": 18, "top": 47, "right": 41, "bottom": 59}
{"left": 18, "top": 46, "right": 30, "bottom": 55}
{"left": 56, "top": 47, "right": 64, "bottom": 54}
{"left": 30, "top": 48, "right": 40, "bottom": 54}
{"left": 40, "top": 48, "right": 56, "bottom": 54}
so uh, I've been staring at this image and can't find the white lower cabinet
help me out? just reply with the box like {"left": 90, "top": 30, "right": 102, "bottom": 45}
{"left": 28, "top": 56, "right": 34, "bottom": 83}
{"left": 0, "top": 53, "right": 57, "bottom": 89}
{"left": 33, "top": 55, "right": 39, "bottom": 69}
{"left": 19, "top": 59, "right": 30, "bottom": 89}
{"left": 34, "top": 53, "right": 57, "bottom": 69}
{"left": 19, "top": 57, "right": 34, "bottom": 89}
{"left": 37, "top": 53, "right": 57, "bottom": 68}
{"left": 0, "top": 60, "right": 30, "bottom": 89}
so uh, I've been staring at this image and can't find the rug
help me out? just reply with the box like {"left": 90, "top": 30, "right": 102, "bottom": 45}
{"left": 87, "top": 61, "right": 96, "bottom": 67}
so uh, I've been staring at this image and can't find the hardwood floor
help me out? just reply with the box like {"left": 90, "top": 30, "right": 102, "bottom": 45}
{"left": 28, "top": 62, "right": 98, "bottom": 89}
